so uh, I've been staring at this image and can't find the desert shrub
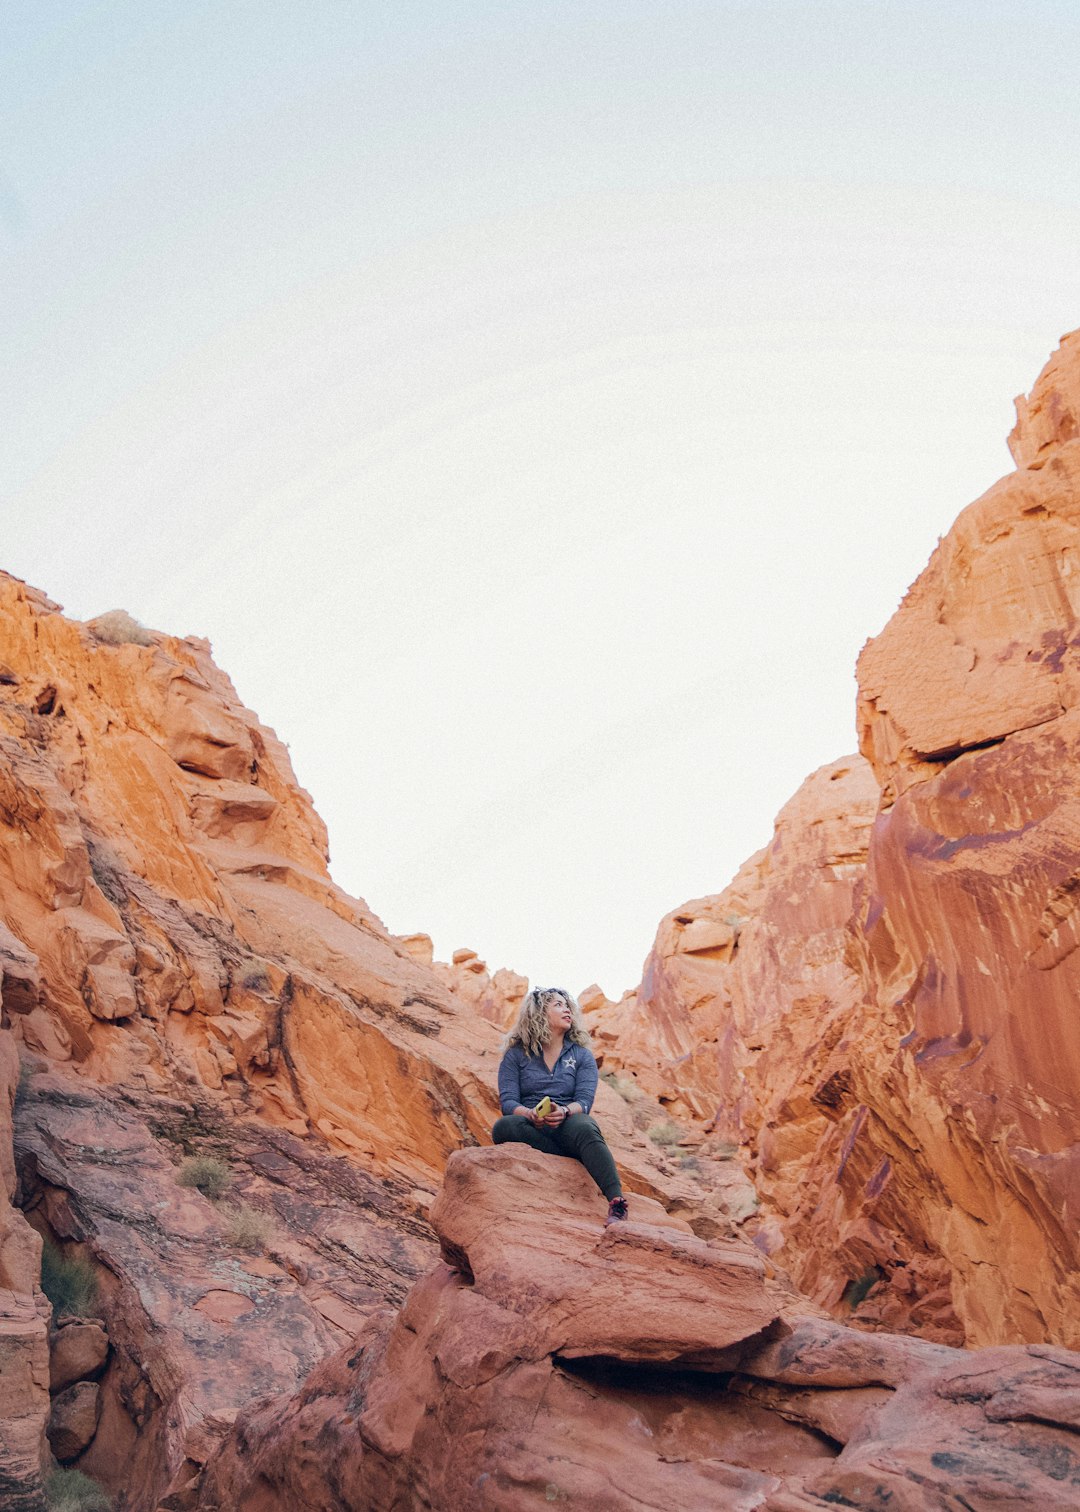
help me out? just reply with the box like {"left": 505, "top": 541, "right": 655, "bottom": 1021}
{"left": 177, "top": 1154, "right": 232, "bottom": 1201}
{"left": 711, "top": 1138, "right": 740, "bottom": 1159}
{"left": 630, "top": 1103, "right": 657, "bottom": 1133}
{"left": 40, "top": 1242, "right": 98, "bottom": 1319}
{"left": 646, "top": 1120, "right": 683, "bottom": 1148}
{"left": 677, "top": 1154, "right": 702, "bottom": 1174}
{"left": 221, "top": 1201, "right": 273, "bottom": 1252}
{"left": 87, "top": 610, "right": 154, "bottom": 647}
{"left": 599, "top": 1071, "right": 637, "bottom": 1103}
{"left": 45, "top": 1466, "right": 112, "bottom": 1511}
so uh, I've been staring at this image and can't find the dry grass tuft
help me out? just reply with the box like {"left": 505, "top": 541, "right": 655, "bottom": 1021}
{"left": 177, "top": 1154, "right": 233, "bottom": 1201}
{"left": 87, "top": 609, "right": 154, "bottom": 647}
{"left": 220, "top": 1201, "right": 274, "bottom": 1252}
{"left": 40, "top": 1242, "right": 99, "bottom": 1319}
{"left": 599, "top": 1070, "right": 638, "bottom": 1103}
{"left": 646, "top": 1120, "right": 683, "bottom": 1148}
{"left": 45, "top": 1467, "right": 112, "bottom": 1511}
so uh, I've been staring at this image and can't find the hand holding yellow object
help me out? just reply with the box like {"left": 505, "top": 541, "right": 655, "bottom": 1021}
{"left": 534, "top": 1096, "right": 553, "bottom": 1118}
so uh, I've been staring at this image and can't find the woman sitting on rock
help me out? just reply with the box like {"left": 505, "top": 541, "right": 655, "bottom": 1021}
{"left": 492, "top": 985, "right": 628, "bottom": 1224}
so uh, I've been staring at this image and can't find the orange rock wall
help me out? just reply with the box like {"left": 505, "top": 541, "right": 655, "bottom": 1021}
{"left": 0, "top": 571, "right": 498, "bottom": 1171}
{"left": 593, "top": 334, "right": 1080, "bottom": 1351}
{"left": 0, "top": 569, "right": 768, "bottom": 1503}
{"left": 847, "top": 331, "right": 1080, "bottom": 1348}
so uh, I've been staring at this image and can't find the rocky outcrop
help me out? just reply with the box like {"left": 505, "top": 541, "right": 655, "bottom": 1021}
{"left": 401, "top": 934, "right": 528, "bottom": 1028}
{"left": 0, "top": 1026, "right": 49, "bottom": 1512}
{"left": 587, "top": 760, "right": 939, "bottom": 1334}
{"left": 0, "top": 571, "right": 499, "bottom": 1172}
{"left": 847, "top": 332, "right": 1080, "bottom": 1351}
{"left": 47, "top": 1380, "right": 101, "bottom": 1463}
{"left": 590, "top": 337, "right": 1080, "bottom": 1353}
{"left": 197, "top": 1147, "right": 1080, "bottom": 1511}
{"left": 1008, "top": 326, "right": 1080, "bottom": 469}
{"left": 587, "top": 756, "right": 877, "bottom": 1131}
{"left": 0, "top": 570, "right": 763, "bottom": 1504}
{"left": 49, "top": 1320, "right": 109, "bottom": 1395}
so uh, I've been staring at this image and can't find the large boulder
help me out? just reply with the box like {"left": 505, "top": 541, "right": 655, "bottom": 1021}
{"left": 49, "top": 1320, "right": 109, "bottom": 1393}
{"left": 196, "top": 1147, "right": 1080, "bottom": 1511}
{"left": 46, "top": 1379, "right": 100, "bottom": 1463}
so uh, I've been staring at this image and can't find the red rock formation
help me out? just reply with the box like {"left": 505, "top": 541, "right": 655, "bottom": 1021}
{"left": 6, "top": 328, "right": 1080, "bottom": 1503}
{"left": 587, "top": 760, "right": 947, "bottom": 1334}
{"left": 588, "top": 757, "right": 877, "bottom": 1129}
{"left": 591, "top": 336, "right": 1080, "bottom": 1354}
{"left": 0, "top": 570, "right": 760, "bottom": 1504}
{"left": 0, "top": 1026, "right": 49, "bottom": 1511}
{"left": 197, "top": 1147, "right": 1080, "bottom": 1511}
{"left": 1008, "top": 326, "right": 1080, "bottom": 468}
{"left": 401, "top": 934, "right": 528, "bottom": 1028}
{"left": 848, "top": 330, "right": 1080, "bottom": 1350}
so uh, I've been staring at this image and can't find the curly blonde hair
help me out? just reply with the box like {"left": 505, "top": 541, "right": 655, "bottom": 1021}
{"left": 504, "top": 986, "right": 591, "bottom": 1059}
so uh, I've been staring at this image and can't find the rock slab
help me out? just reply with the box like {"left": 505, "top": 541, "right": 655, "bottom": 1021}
{"left": 197, "top": 1148, "right": 1080, "bottom": 1511}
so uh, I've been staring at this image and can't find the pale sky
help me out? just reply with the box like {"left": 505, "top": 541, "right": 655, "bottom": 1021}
{"left": 4, "top": 3, "right": 1080, "bottom": 997}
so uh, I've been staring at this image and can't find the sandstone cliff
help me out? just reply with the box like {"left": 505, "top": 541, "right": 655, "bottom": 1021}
{"left": 0, "top": 572, "right": 756, "bottom": 1507}
{"left": 591, "top": 331, "right": 1080, "bottom": 1354}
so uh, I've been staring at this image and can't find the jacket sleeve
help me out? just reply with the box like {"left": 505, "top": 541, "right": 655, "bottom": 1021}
{"left": 573, "top": 1048, "right": 599, "bottom": 1114}
{"left": 497, "top": 1048, "right": 522, "bottom": 1115}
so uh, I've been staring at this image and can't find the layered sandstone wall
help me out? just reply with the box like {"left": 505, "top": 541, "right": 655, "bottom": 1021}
{"left": 0, "top": 1024, "right": 49, "bottom": 1512}
{"left": 848, "top": 330, "right": 1080, "bottom": 1349}
{"left": 591, "top": 332, "right": 1080, "bottom": 1352}
{"left": 0, "top": 571, "right": 762, "bottom": 1505}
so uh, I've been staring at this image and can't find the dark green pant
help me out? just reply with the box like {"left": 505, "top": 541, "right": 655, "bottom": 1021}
{"left": 491, "top": 1112, "right": 623, "bottom": 1199}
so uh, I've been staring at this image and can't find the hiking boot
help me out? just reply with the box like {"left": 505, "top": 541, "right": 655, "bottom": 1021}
{"left": 605, "top": 1196, "right": 628, "bottom": 1225}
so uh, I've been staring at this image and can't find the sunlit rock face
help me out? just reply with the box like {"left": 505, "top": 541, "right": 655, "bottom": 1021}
{"left": 585, "top": 759, "right": 945, "bottom": 1336}
{"left": 592, "top": 337, "right": 1080, "bottom": 1352}
{"left": 1008, "top": 326, "right": 1080, "bottom": 469}
{"left": 850, "top": 330, "right": 1080, "bottom": 1351}
{"left": 196, "top": 1146, "right": 1080, "bottom": 1512}
{"left": 0, "top": 571, "right": 749, "bottom": 1505}
{"left": 0, "top": 570, "right": 501, "bottom": 1173}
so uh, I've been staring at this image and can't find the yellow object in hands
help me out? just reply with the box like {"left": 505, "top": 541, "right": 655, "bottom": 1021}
{"left": 534, "top": 1097, "right": 554, "bottom": 1118}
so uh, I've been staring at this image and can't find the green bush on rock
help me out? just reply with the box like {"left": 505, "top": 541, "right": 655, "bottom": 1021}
{"left": 177, "top": 1154, "right": 233, "bottom": 1201}
{"left": 40, "top": 1242, "right": 98, "bottom": 1320}
{"left": 45, "top": 1466, "right": 112, "bottom": 1510}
